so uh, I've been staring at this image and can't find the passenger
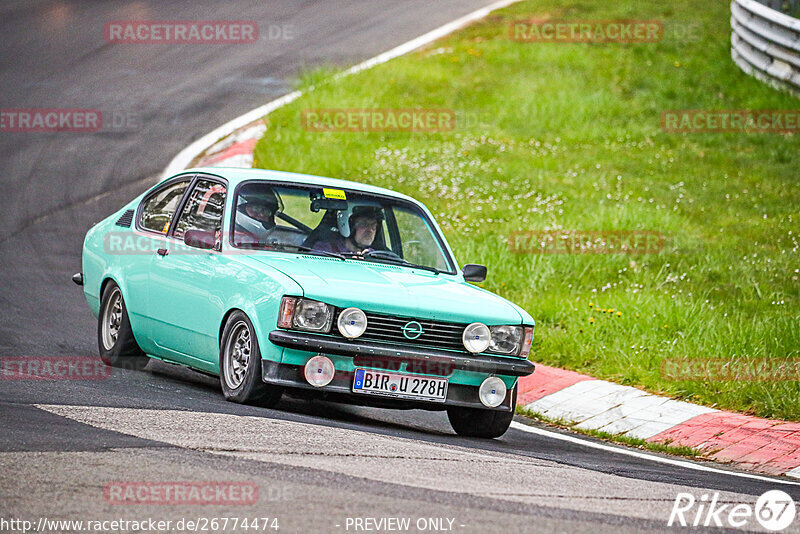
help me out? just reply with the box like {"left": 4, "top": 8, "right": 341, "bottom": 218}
{"left": 314, "top": 206, "right": 383, "bottom": 254}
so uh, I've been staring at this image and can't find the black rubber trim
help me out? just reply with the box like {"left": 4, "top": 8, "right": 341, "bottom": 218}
{"left": 268, "top": 330, "right": 535, "bottom": 377}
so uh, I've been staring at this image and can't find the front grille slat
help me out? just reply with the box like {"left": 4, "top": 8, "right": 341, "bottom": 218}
{"left": 368, "top": 321, "right": 464, "bottom": 333}
{"left": 332, "top": 309, "right": 469, "bottom": 353}
{"left": 363, "top": 325, "right": 461, "bottom": 340}
{"left": 367, "top": 319, "right": 464, "bottom": 330}
{"left": 360, "top": 333, "right": 459, "bottom": 347}
{"left": 374, "top": 333, "right": 461, "bottom": 343}
{"left": 367, "top": 316, "right": 463, "bottom": 327}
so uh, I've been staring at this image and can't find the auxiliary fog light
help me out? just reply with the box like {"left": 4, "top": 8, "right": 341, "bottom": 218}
{"left": 462, "top": 322, "right": 491, "bottom": 353}
{"left": 337, "top": 307, "right": 367, "bottom": 339}
{"left": 304, "top": 355, "right": 335, "bottom": 387}
{"left": 479, "top": 376, "right": 507, "bottom": 408}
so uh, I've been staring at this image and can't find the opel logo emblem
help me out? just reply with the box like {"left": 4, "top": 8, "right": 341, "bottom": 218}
{"left": 402, "top": 321, "right": 423, "bottom": 340}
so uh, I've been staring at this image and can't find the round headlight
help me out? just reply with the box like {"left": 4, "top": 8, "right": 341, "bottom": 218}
{"left": 479, "top": 376, "right": 507, "bottom": 408}
{"left": 293, "top": 299, "right": 333, "bottom": 332}
{"left": 337, "top": 307, "right": 367, "bottom": 339}
{"left": 489, "top": 325, "right": 523, "bottom": 355}
{"left": 304, "top": 355, "right": 335, "bottom": 387}
{"left": 462, "top": 322, "right": 491, "bottom": 353}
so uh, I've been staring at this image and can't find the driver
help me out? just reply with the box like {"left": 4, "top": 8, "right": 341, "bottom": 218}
{"left": 243, "top": 199, "right": 276, "bottom": 229}
{"left": 313, "top": 206, "right": 383, "bottom": 254}
{"left": 233, "top": 186, "right": 280, "bottom": 246}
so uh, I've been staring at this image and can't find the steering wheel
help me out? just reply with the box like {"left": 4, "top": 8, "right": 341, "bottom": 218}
{"left": 364, "top": 249, "right": 404, "bottom": 261}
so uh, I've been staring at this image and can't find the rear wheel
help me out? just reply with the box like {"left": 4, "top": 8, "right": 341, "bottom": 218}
{"left": 447, "top": 385, "right": 516, "bottom": 438}
{"left": 220, "top": 311, "right": 282, "bottom": 406}
{"left": 98, "top": 281, "right": 149, "bottom": 370}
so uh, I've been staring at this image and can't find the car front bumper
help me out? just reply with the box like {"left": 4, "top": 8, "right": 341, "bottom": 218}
{"left": 268, "top": 330, "right": 535, "bottom": 377}
{"left": 264, "top": 330, "right": 535, "bottom": 411}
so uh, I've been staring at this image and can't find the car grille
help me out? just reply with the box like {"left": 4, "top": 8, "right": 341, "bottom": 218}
{"left": 334, "top": 309, "right": 467, "bottom": 353}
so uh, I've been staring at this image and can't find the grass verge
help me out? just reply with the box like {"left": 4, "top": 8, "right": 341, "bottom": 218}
{"left": 254, "top": 0, "right": 800, "bottom": 420}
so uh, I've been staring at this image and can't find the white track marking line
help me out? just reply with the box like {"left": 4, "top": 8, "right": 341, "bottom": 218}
{"left": 509, "top": 421, "right": 800, "bottom": 486}
{"left": 162, "top": 0, "right": 522, "bottom": 178}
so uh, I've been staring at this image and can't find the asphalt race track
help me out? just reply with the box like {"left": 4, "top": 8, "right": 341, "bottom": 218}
{"left": 1, "top": 2, "right": 798, "bottom": 533}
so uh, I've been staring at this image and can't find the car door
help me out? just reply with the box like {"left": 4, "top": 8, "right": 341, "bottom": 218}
{"left": 125, "top": 175, "right": 194, "bottom": 355}
{"left": 147, "top": 176, "right": 227, "bottom": 369}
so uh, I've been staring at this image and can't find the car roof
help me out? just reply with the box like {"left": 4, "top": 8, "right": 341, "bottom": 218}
{"left": 177, "top": 167, "right": 420, "bottom": 204}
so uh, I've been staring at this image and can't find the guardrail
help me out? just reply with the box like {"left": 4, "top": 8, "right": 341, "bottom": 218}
{"left": 731, "top": 0, "right": 800, "bottom": 97}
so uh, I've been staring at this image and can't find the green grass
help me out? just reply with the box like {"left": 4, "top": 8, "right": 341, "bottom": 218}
{"left": 515, "top": 406, "right": 706, "bottom": 458}
{"left": 254, "top": 0, "right": 800, "bottom": 420}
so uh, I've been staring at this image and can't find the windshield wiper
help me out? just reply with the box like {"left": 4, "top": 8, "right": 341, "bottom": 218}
{"left": 361, "top": 250, "right": 440, "bottom": 274}
{"left": 264, "top": 243, "right": 346, "bottom": 261}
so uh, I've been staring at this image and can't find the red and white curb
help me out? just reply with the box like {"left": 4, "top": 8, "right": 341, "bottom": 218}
{"left": 517, "top": 364, "right": 800, "bottom": 478}
{"left": 195, "top": 120, "right": 266, "bottom": 169}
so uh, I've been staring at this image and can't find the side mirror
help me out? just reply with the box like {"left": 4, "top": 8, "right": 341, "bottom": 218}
{"left": 462, "top": 263, "right": 487, "bottom": 283}
{"left": 184, "top": 229, "right": 217, "bottom": 251}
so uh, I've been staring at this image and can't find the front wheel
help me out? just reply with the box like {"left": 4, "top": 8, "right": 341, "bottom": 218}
{"left": 447, "top": 385, "right": 516, "bottom": 438}
{"left": 97, "top": 281, "right": 149, "bottom": 370}
{"left": 219, "top": 311, "right": 282, "bottom": 407}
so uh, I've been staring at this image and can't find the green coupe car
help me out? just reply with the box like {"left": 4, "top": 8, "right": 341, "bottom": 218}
{"left": 76, "top": 168, "right": 535, "bottom": 438}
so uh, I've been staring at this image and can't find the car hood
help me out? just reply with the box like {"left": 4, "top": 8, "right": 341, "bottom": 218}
{"left": 245, "top": 254, "right": 524, "bottom": 325}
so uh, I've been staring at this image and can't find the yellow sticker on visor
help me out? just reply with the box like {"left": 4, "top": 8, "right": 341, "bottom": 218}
{"left": 323, "top": 188, "right": 347, "bottom": 200}
{"left": 162, "top": 221, "right": 170, "bottom": 233}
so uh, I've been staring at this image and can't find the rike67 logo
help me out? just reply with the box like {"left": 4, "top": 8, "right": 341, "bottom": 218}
{"left": 669, "top": 490, "right": 796, "bottom": 531}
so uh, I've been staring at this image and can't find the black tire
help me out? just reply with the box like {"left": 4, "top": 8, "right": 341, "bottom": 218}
{"left": 447, "top": 385, "right": 517, "bottom": 438}
{"left": 219, "top": 311, "right": 282, "bottom": 406}
{"left": 97, "top": 281, "right": 149, "bottom": 370}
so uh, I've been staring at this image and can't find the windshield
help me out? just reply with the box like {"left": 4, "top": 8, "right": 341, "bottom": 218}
{"left": 230, "top": 181, "right": 455, "bottom": 273}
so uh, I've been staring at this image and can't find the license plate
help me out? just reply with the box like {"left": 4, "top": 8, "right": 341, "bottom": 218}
{"left": 352, "top": 369, "right": 448, "bottom": 402}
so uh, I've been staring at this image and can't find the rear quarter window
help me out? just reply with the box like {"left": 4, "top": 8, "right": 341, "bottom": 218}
{"left": 140, "top": 179, "right": 191, "bottom": 234}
